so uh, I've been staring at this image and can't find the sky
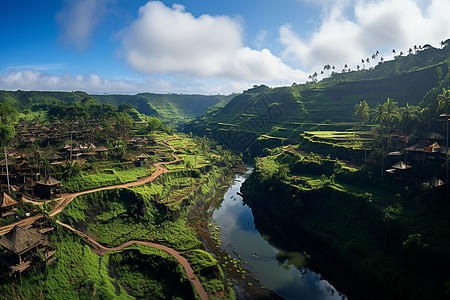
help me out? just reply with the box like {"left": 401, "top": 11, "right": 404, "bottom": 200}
{"left": 0, "top": 0, "right": 449, "bottom": 95}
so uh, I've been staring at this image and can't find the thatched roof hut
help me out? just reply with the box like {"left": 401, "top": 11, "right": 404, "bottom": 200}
{"left": 426, "top": 132, "right": 444, "bottom": 140}
{"left": 37, "top": 176, "right": 61, "bottom": 186}
{"left": 424, "top": 177, "right": 445, "bottom": 188}
{"left": 47, "top": 153, "right": 62, "bottom": 161}
{"left": 1, "top": 193, "right": 18, "bottom": 208}
{"left": 95, "top": 146, "right": 109, "bottom": 152}
{"left": 425, "top": 142, "right": 441, "bottom": 153}
{"left": 405, "top": 143, "right": 424, "bottom": 152}
{"left": 392, "top": 161, "right": 412, "bottom": 170}
{"left": 0, "top": 225, "right": 43, "bottom": 255}
{"left": 388, "top": 151, "right": 402, "bottom": 156}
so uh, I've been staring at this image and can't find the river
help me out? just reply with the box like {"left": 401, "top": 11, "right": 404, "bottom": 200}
{"left": 212, "top": 168, "right": 346, "bottom": 300}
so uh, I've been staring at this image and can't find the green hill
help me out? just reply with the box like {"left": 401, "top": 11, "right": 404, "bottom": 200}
{"left": 0, "top": 90, "right": 234, "bottom": 123}
{"left": 185, "top": 44, "right": 450, "bottom": 152}
{"left": 92, "top": 93, "right": 233, "bottom": 124}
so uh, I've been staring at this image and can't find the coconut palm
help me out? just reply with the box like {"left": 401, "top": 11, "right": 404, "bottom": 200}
{"left": 399, "top": 103, "right": 418, "bottom": 158}
{"left": 354, "top": 100, "right": 370, "bottom": 126}
{"left": 437, "top": 88, "right": 450, "bottom": 114}
{"left": 383, "top": 98, "right": 399, "bottom": 145}
{"left": 372, "top": 103, "right": 387, "bottom": 134}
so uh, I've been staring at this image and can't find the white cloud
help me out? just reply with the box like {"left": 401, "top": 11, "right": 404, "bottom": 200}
{"left": 5, "top": 64, "right": 68, "bottom": 72}
{"left": 0, "top": 69, "right": 259, "bottom": 95}
{"left": 121, "top": 1, "right": 307, "bottom": 82}
{"left": 0, "top": 70, "right": 141, "bottom": 94}
{"left": 254, "top": 30, "right": 268, "bottom": 50}
{"left": 56, "top": 0, "right": 111, "bottom": 51}
{"left": 282, "top": 0, "right": 450, "bottom": 73}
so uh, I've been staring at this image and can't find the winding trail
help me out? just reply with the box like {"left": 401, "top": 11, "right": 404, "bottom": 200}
{"left": 57, "top": 221, "right": 208, "bottom": 300}
{"left": 49, "top": 138, "right": 181, "bottom": 217}
{"left": 2, "top": 138, "right": 208, "bottom": 300}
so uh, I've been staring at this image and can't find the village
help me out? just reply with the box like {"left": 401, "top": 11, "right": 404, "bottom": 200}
{"left": 0, "top": 117, "right": 169, "bottom": 277}
{"left": 384, "top": 129, "right": 448, "bottom": 189}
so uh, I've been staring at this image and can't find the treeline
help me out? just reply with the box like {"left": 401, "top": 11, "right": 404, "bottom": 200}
{"left": 354, "top": 86, "right": 449, "bottom": 143}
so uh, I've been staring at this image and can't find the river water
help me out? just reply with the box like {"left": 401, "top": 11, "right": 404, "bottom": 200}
{"left": 212, "top": 168, "right": 346, "bottom": 300}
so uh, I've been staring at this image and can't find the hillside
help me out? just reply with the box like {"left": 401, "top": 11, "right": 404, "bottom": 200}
{"left": 0, "top": 90, "right": 234, "bottom": 124}
{"left": 93, "top": 93, "right": 234, "bottom": 124}
{"left": 185, "top": 44, "right": 450, "bottom": 152}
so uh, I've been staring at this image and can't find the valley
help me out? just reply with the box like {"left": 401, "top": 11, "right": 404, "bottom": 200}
{"left": 0, "top": 40, "right": 449, "bottom": 300}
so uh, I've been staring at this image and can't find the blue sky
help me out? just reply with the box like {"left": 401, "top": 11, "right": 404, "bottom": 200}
{"left": 1, "top": 0, "right": 449, "bottom": 94}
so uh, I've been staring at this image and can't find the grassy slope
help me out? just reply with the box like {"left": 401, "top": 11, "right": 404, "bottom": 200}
{"left": 93, "top": 93, "right": 234, "bottom": 123}
{"left": 242, "top": 151, "right": 450, "bottom": 299}
{"left": 300, "top": 63, "right": 446, "bottom": 122}
{"left": 187, "top": 45, "right": 450, "bottom": 148}
{"left": 0, "top": 90, "right": 234, "bottom": 124}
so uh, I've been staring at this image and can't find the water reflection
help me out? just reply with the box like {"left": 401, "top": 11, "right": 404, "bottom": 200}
{"left": 213, "top": 169, "right": 346, "bottom": 300}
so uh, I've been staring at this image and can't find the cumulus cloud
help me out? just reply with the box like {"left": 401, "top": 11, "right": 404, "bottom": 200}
{"left": 254, "top": 30, "right": 268, "bottom": 50}
{"left": 121, "top": 1, "right": 307, "bottom": 82}
{"left": 281, "top": 0, "right": 450, "bottom": 72}
{"left": 56, "top": 0, "right": 111, "bottom": 51}
{"left": 0, "top": 70, "right": 142, "bottom": 94}
{"left": 0, "top": 69, "right": 257, "bottom": 95}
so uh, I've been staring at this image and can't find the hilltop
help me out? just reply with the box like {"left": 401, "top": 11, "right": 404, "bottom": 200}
{"left": 0, "top": 90, "right": 234, "bottom": 125}
{"left": 185, "top": 42, "right": 450, "bottom": 152}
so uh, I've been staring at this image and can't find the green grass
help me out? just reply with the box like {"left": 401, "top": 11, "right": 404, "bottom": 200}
{"left": 63, "top": 166, "right": 155, "bottom": 192}
{"left": 0, "top": 229, "right": 129, "bottom": 300}
{"left": 109, "top": 245, "right": 195, "bottom": 299}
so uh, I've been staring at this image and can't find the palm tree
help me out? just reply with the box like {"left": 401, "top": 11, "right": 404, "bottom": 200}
{"left": 399, "top": 103, "right": 418, "bottom": 160}
{"left": 354, "top": 100, "right": 370, "bottom": 126}
{"left": 399, "top": 103, "right": 417, "bottom": 135}
{"left": 312, "top": 72, "right": 318, "bottom": 82}
{"left": 392, "top": 49, "right": 396, "bottom": 58}
{"left": 437, "top": 88, "right": 450, "bottom": 114}
{"left": 0, "top": 104, "right": 18, "bottom": 194}
{"left": 323, "top": 64, "right": 331, "bottom": 77}
{"left": 417, "top": 107, "right": 431, "bottom": 136}
{"left": 383, "top": 97, "right": 399, "bottom": 146}
{"left": 372, "top": 103, "right": 387, "bottom": 134}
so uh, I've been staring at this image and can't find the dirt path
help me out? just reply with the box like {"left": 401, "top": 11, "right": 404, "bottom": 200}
{"left": 49, "top": 138, "right": 181, "bottom": 217}
{"left": 57, "top": 221, "right": 208, "bottom": 300}
{"left": 0, "top": 214, "right": 43, "bottom": 236}
{"left": 2, "top": 138, "right": 209, "bottom": 299}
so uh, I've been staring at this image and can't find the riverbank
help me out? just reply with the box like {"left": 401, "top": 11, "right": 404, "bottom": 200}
{"left": 241, "top": 153, "right": 450, "bottom": 299}
{"left": 188, "top": 164, "right": 281, "bottom": 299}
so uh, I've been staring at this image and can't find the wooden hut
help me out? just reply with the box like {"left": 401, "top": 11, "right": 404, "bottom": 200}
{"left": 136, "top": 153, "right": 150, "bottom": 167}
{"left": 392, "top": 161, "right": 412, "bottom": 170}
{"left": 1, "top": 193, "right": 18, "bottom": 217}
{"left": 35, "top": 176, "right": 62, "bottom": 199}
{"left": 95, "top": 146, "right": 109, "bottom": 156}
{"left": 424, "top": 176, "right": 445, "bottom": 189}
{"left": 0, "top": 225, "right": 55, "bottom": 275}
